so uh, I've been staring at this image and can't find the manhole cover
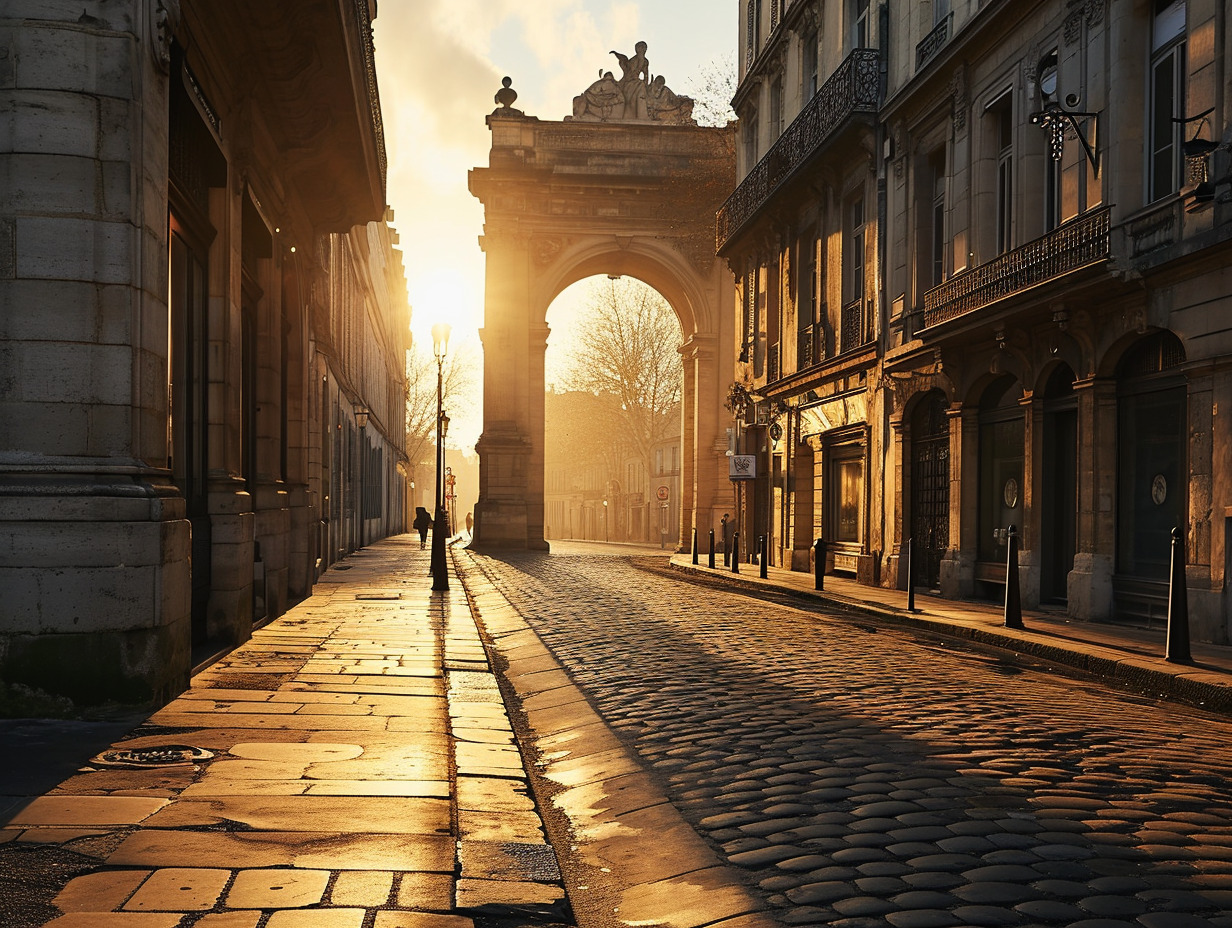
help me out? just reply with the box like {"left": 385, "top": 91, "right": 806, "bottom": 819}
{"left": 90, "top": 744, "right": 213, "bottom": 768}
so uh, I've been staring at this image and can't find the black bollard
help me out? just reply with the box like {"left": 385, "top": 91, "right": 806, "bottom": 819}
{"left": 1166, "top": 526, "right": 1192, "bottom": 664}
{"left": 1003, "top": 525, "right": 1022, "bottom": 629}
{"left": 691, "top": 528, "right": 698, "bottom": 565}
{"left": 759, "top": 534, "right": 768, "bottom": 579}
{"left": 708, "top": 529, "right": 715, "bottom": 569}
{"left": 723, "top": 532, "right": 730, "bottom": 567}
{"left": 731, "top": 532, "right": 740, "bottom": 574}
{"left": 814, "top": 537, "right": 826, "bottom": 590}
{"left": 905, "top": 537, "right": 916, "bottom": 613}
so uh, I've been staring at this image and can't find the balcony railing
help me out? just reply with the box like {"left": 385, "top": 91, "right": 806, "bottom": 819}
{"left": 916, "top": 13, "right": 952, "bottom": 70}
{"left": 717, "top": 48, "right": 881, "bottom": 252}
{"left": 922, "top": 206, "right": 1111, "bottom": 329}
{"left": 798, "top": 323, "right": 825, "bottom": 369}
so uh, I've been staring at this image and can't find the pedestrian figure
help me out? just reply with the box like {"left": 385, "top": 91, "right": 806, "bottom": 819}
{"left": 465, "top": 512, "right": 474, "bottom": 537}
{"left": 413, "top": 506, "right": 432, "bottom": 549}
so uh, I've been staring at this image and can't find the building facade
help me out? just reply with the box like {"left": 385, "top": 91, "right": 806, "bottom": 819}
{"left": 0, "top": 0, "right": 409, "bottom": 706}
{"left": 725, "top": 0, "right": 1232, "bottom": 642}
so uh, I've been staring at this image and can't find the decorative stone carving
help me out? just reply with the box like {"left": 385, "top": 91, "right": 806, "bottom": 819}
{"left": 493, "top": 76, "right": 524, "bottom": 116}
{"left": 1064, "top": 11, "right": 1083, "bottom": 44}
{"left": 533, "top": 236, "right": 562, "bottom": 266}
{"left": 950, "top": 65, "right": 967, "bottom": 132}
{"left": 568, "top": 41, "right": 696, "bottom": 126}
{"left": 149, "top": 0, "right": 180, "bottom": 73}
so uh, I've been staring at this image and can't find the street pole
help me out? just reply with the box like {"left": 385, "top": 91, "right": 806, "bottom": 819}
{"left": 431, "top": 323, "right": 451, "bottom": 592}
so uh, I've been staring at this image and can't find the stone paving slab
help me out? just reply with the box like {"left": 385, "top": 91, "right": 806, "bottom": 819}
{"left": 1, "top": 537, "right": 572, "bottom": 928}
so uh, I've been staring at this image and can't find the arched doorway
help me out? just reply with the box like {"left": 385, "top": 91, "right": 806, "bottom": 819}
{"left": 909, "top": 390, "right": 950, "bottom": 591}
{"left": 1041, "top": 364, "right": 1078, "bottom": 603}
{"left": 1114, "top": 330, "right": 1187, "bottom": 620}
{"left": 469, "top": 97, "right": 737, "bottom": 550}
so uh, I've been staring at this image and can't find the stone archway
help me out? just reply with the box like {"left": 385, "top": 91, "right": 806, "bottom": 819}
{"left": 468, "top": 69, "right": 736, "bottom": 550}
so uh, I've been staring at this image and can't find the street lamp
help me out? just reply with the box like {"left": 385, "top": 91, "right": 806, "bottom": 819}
{"left": 430, "top": 322, "right": 451, "bottom": 591}
{"left": 603, "top": 498, "right": 609, "bottom": 543}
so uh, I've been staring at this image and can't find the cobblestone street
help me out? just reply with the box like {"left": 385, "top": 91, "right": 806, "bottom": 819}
{"left": 464, "top": 549, "right": 1232, "bottom": 928}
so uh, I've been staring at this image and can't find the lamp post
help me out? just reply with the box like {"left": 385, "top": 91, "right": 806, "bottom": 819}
{"left": 603, "top": 498, "right": 609, "bottom": 543}
{"left": 431, "top": 323, "right": 451, "bottom": 591}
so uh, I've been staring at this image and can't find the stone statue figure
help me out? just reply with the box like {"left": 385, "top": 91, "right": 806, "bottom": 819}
{"left": 611, "top": 40, "right": 650, "bottom": 120}
{"left": 567, "top": 40, "right": 696, "bottom": 126}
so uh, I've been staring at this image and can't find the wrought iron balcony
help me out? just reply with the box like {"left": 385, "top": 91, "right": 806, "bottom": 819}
{"left": 717, "top": 48, "right": 881, "bottom": 252}
{"left": 922, "top": 206, "right": 1111, "bottom": 329}
{"left": 916, "top": 14, "right": 952, "bottom": 70}
{"left": 797, "top": 323, "right": 824, "bottom": 369}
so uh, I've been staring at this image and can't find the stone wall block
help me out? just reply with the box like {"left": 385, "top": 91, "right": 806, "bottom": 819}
{"left": 1, "top": 3, "right": 133, "bottom": 29}
{"left": 0, "top": 521, "right": 160, "bottom": 568}
{"left": 86, "top": 402, "right": 132, "bottom": 456}
{"left": 15, "top": 25, "right": 133, "bottom": 99}
{"left": 4, "top": 90, "right": 100, "bottom": 158}
{"left": 0, "top": 492, "right": 155, "bottom": 522}
{"left": 99, "top": 96, "right": 136, "bottom": 163}
{"left": 0, "top": 564, "right": 156, "bottom": 634}
{"left": 0, "top": 400, "right": 90, "bottom": 456}
{"left": 0, "top": 280, "right": 109, "bottom": 343}
{"left": 1, "top": 153, "right": 96, "bottom": 214}
{"left": 16, "top": 341, "right": 131, "bottom": 405}
{"left": 15, "top": 216, "right": 133, "bottom": 284}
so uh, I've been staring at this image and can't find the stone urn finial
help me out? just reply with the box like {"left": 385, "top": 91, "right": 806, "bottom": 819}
{"left": 494, "top": 76, "right": 519, "bottom": 110}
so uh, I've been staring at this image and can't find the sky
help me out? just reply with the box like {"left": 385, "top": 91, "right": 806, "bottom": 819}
{"left": 372, "top": 1, "right": 735, "bottom": 452}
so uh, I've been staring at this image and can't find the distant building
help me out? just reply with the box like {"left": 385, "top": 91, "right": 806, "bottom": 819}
{"left": 544, "top": 389, "right": 681, "bottom": 545}
{"left": 0, "top": 1, "right": 409, "bottom": 705}
{"left": 724, "top": 0, "right": 1232, "bottom": 641}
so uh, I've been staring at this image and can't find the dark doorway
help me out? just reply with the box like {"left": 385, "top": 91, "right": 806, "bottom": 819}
{"left": 1041, "top": 365, "right": 1078, "bottom": 603}
{"left": 1115, "top": 331, "right": 1186, "bottom": 622}
{"left": 910, "top": 390, "right": 950, "bottom": 589}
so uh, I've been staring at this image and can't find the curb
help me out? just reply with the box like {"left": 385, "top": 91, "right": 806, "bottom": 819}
{"left": 657, "top": 557, "right": 1232, "bottom": 717}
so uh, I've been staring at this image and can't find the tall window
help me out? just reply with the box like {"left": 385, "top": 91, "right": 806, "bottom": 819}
{"left": 930, "top": 150, "right": 946, "bottom": 286}
{"left": 1149, "top": 0, "right": 1186, "bottom": 202}
{"left": 846, "top": 196, "right": 866, "bottom": 305}
{"left": 747, "top": 0, "right": 764, "bottom": 64}
{"left": 743, "top": 107, "right": 759, "bottom": 168}
{"left": 993, "top": 96, "right": 1014, "bottom": 253}
{"left": 934, "top": 0, "right": 951, "bottom": 24}
{"left": 769, "top": 77, "right": 784, "bottom": 140}
{"left": 1038, "top": 50, "right": 1062, "bottom": 230}
{"left": 853, "top": 0, "right": 871, "bottom": 48}
{"left": 803, "top": 29, "right": 819, "bottom": 100}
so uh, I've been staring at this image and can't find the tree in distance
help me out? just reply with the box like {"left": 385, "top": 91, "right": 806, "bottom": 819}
{"left": 559, "top": 277, "right": 683, "bottom": 540}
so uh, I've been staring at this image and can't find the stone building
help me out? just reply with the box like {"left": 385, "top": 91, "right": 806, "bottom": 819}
{"left": 0, "top": 1, "right": 409, "bottom": 706}
{"left": 725, "top": 0, "right": 1232, "bottom": 642}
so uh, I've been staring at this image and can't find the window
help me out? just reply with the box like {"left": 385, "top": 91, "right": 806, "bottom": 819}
{"left": 994, "top": 97, "right": 1014, "bottom": 253}
{"left": 747, "top": 0, "right": 764, "bottom": 64}
{"left": 743, "top": 107, "right": 759, "bottom": 167}
{"left": 803, "top": 29, "right": 819, "bottom": 100}
{"left": 1148, "top": 0, "right": 1186, "bottom": 202}
{"left": 930, "top": 150, "right": 946, "bottom": 286}
{"left": 769, "top": 77, "right": 783, "bottom": 140}
{"left": 827, "top": 436, "right": 865, "bottom": 545}
{"left": 741, "top": 255, "right": 757, "bottom": 362}
{"left": 853, "top": 0, "right": 870, "bottom": 48}
{"left": 846, "top": 196, "right": 866, "bottom": 304}
{"left": 934, "top": 0, "right": 950, "bottom": 25}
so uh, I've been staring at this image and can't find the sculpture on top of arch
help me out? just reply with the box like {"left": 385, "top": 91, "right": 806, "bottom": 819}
{"left": 569, "top": 40, "right": 696, "bottom": 125}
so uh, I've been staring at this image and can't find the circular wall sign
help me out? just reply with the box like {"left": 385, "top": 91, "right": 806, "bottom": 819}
{"left": 1151, "top": 474, "right": 1168, "bottom": 506}
{"left": 1003, "top": 477, "right": 1019, "bottom": 509}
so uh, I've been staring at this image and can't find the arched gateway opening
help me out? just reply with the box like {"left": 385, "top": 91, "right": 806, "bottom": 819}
{"left": 468, "top": 65, "right": 737, "bottom": 550}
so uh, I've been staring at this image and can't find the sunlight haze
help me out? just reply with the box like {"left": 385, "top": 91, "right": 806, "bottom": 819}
{"left": 373, "top": 1, "right": 735, "bottom": 452}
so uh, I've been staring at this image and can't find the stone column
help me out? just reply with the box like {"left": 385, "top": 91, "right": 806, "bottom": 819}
{"left": 1019, "top": 391, "right": 1041, "bottom": 610}
{"left": 0, "top": 3, "right": 191, "bottom": 705}
{"left": 1069, "top": 377, "right": 1115, "bottom": 619}
{"left": 941, "top": 404, "right": 977, "bottom": 598}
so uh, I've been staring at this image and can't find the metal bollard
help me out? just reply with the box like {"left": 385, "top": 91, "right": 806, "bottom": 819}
{"left": 723, "top": 532, "right": 730, "bottom": 567}
{"left": 905, "top": 537, "right": 916, "bottom": 613}
{"left": 1166, "top": 526, "right": 1192, "bottom": 663}
{"left": 814, "top": 537, "right": 826, "bottom": 590}
{"left": 759, "top": 534, "right": 768, "bottom": 579}
{"left": 708, "top": 529, "right": 715, "bottom": 569}
{"left": 731, "top": 532, "right": 740, "bottom": 574}
{"left": 1003, "top": 524, "right": 1022, "bottom": 629}
{"left": 691, "top": 528, "right": 698, "bottom": 565}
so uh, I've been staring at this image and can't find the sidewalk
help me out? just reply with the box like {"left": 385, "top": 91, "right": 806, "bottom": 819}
{"left": 667, "top": 552, "right": 1232, "bottom": 715}
{"left": 0, "top": 536, "right": 569, "bottom": 928}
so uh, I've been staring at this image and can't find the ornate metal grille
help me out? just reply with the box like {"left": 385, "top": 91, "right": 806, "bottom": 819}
{"left": 840, "top": 299, "right": 869, "bottom": 354}
{"left": 916, "top": 14, "right": 951, "bottom": 70}
{"left": 717, "top": 49, "right": 881, "bottom": 251}
{"left": 922, "top": 206, "right": 1110, "bottom": 328}
{"left": 768, "top": 342, "right": 780, "bottom": 381}
{"left": 911, "top": 391, "right": 951, "bottom": 589}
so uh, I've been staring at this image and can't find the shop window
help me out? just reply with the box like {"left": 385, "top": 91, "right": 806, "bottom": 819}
{"left": 826, "top": 433, "right": 865, "bottom": 546}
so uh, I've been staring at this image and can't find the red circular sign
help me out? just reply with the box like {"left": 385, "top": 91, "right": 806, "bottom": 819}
{"left": 656, "top": 485, "right": 669, "bottom": 501}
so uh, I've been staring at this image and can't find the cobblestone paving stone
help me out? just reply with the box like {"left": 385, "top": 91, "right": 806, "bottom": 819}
{"left": 473, "top": 552, "right": 1232, "bottom": 927}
